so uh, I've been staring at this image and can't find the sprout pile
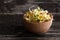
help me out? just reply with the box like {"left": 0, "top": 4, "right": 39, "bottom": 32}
{"left": 24, "top": 7, "right": 51, "bottom": 23}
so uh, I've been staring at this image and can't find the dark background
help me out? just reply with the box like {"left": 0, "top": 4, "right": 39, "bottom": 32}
{"left": 0, "top": 0, "right": 60, "bottom": 40}
{"left": 0, "top": 0, "right": 60, "bottom": 37}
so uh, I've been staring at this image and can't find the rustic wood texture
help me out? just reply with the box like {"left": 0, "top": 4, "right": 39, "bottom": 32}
{"left": 0, "top": 2, "right": 60, "bottom": 40}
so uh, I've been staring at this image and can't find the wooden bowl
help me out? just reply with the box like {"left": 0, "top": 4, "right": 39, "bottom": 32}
{"left": 23, "top": 14, "right": 53, "bottom": 34}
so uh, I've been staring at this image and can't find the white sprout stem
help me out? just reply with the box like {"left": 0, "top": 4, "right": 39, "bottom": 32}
{"left": 29, "top": 5, "right": 38, "bottom": 13}
{"left": 29, "top": 6, "right": 34, "bottom": 13}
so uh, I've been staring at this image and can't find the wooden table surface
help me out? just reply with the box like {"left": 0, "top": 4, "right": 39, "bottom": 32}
{"left": 0, "top": 4, "right": 60, "bottom": 40}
